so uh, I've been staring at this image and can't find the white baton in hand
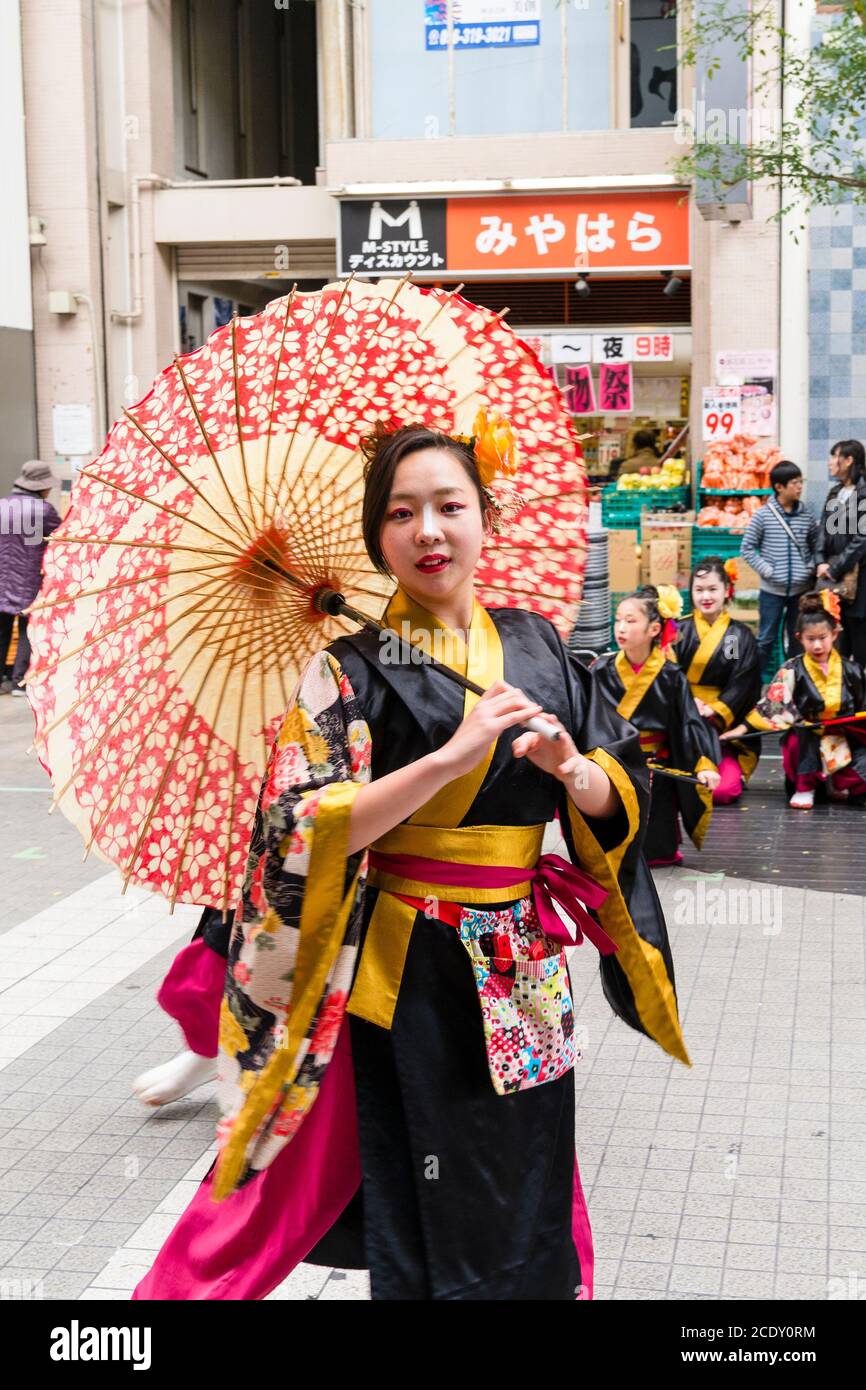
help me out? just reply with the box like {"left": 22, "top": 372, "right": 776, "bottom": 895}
{"left": 526, "top": 716, "right": 562, "bottom": 742}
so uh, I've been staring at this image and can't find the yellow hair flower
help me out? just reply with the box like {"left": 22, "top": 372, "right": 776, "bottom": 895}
{"left": 656, "top": 585, "right": 683, "bottom": 622}
{"left": 723, "top": 558, "right": 739, "bottom": 584}
{"left": 469, "top": 408, "right": 520, "bottom": 488}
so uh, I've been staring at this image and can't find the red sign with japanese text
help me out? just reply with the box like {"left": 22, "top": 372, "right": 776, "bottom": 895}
{"left": 564, "top": 364, "right": 596, "bottom": 415}
{"left": 446, "top": 190, "right": 690, "bottom": 275}
{"left": 599, "top": 362, "right": 634, "bottom": 413}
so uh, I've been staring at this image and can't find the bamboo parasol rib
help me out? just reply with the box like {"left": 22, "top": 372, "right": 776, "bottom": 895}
{"left": 27, "top": 277, "right": 587, "bottom": 909}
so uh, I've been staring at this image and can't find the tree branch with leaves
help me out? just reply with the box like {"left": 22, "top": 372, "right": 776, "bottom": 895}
{"left": 673, "top": 0, "right": 866, "bottom": 212}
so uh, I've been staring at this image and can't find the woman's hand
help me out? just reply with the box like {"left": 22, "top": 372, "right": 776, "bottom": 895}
{"left": 721, "top": 723, "right": 748, "bottom": 740}
{"left": 513, "top": 713, "right": 620, "bottom": 819}
{"left": 695, "top": 698, "right": 716, "bottom": 719}
{"left": 511, "top": 713, "right": 583, "bottom": 784}
{"left": 437, "top": 680, "right": 544, "bottom": 779}
{"left": 816, "top": 563, "right": 832, "bottom": 580}
{"left": 696, "top": 768, "right": 721, "bottom": 790}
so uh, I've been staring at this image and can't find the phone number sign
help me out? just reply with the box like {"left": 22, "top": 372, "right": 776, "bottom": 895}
{"left": 425, "top": 1, "right": 540, "bottom": 48}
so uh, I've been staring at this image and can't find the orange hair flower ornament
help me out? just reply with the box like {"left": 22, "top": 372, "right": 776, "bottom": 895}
{"left": 820, "top": 589, "right": 842, "bottom": 623}
{"left": 461, "top": 408, "right": 521, "bottom": 487}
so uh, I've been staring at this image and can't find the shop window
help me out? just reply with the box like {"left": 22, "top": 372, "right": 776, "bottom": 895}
{"left": 363, "top": 1, "right": 611, "bottom": 139}
{"left": 181, "top": 293, "right": 205, "bottom": 353}
{"left": 171, "top": 0, "right": 319, "bottom": 182}
{"left": 629, "top": 0, "right": 678, "bottom": 128}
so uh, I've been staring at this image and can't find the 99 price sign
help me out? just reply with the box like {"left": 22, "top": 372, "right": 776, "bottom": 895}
{"left": 702, "top": 388, "right": 741, "bottom": 442}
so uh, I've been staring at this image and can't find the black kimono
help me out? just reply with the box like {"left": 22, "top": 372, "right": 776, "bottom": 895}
{"left": 675, "top": 612, "right": 762, "bottom": 786}
{"left": 747, "top": 650, "right": 866, "bottom": 794}
{"left": 135, "top": 588, "right": 690, "bottom": 1303}
{"left": 592, "top": 647, "right": 718, "bottom": 864}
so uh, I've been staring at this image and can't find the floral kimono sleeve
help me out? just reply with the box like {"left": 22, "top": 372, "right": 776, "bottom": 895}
{"left": 212, "top": 650, "right": 371, "bottom": 1200}
{"left": 746, "top": 664, "right": 798, "bottom": 731}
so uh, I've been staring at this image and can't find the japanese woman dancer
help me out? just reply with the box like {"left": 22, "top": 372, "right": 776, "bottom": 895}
{"left": 133, "top": 425, "right": 688, "bottom": 1301}
{"left": 726, "top": 590, "right": 866, "bottom": 811}
{"left": 593, "top": 586, "right": 720, "bottom": 867}
{"left": 675, "top": 557, "right": 761, "bottom": 805}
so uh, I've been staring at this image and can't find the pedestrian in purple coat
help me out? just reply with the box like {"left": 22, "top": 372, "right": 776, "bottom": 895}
{"left": 0, "top": 459, "right": 62, "bottom": 694}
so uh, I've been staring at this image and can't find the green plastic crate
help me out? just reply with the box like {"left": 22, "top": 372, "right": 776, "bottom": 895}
{"left": 601, "top": 485, "right": 690, "bottom": 529}
{"left": 691, "top": 526, "right": 743, "bottom": 563}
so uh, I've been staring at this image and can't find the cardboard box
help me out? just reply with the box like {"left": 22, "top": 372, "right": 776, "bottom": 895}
{"left": 640, "top": 511, "right": 694, "bottom": 588}
{"left": 607, "top": 529, "right": 640, "bottom": 592}
{"left": 648, "top": 538, "right": 679, "bottom": 587}
{"left": 734, "top": 557, "right": 761, "bottom": 593}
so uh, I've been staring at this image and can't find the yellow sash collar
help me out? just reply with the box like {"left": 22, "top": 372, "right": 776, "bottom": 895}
{"left": 803, "top": 648, "right": 843, "bottom": 719}
{"left": 614, "top": 647, "right": 666, "bottom": 722}
{"left": 348, "top": 587, "right": 504, "bottom": 1030}
{"left": 687, "top": 611, "right": 730, "bottom": 688}
{"left": 382, "top": 587, "right": 504, "bottom": 827}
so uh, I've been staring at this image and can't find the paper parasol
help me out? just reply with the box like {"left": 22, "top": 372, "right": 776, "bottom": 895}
{"left": 27, "top": 278, "right": 587, "bottom": 912}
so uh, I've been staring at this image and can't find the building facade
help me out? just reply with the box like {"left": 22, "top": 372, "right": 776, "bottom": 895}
{"left": 7, "top": 0, "right": 805, "bottom": 500}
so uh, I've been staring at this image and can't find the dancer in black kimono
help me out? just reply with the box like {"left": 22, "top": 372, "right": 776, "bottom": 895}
{"left": 675, "top": 557, "right": 761, "bottom": 804}
{"left": 593, "top": 586, "right": 720, "bottom": 865}
{"left": 727, "top": 590, "right": 866, "bottom": 810}
{"left": 135, "top": 425, "right": 689, "bottom": 1302}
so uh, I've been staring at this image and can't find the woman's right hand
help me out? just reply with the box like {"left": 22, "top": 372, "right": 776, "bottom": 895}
{"left": 816, "top": 563, "right": 832, "bottom": 580}
{"left": 436, "top": 680, "right": 544, "bottom": 779}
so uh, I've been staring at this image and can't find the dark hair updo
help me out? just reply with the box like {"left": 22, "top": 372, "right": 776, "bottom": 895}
{"left": 359, "top": 423, "right": 491, "bottom": 575}
{"left": 621, "top": 585, "right": 664, "bottom": 642}
{"left": 691, "top": 555, "right": 729, "bottom": 591}
{"left": 795, "top": 590, "right": 839, "bottom": 634}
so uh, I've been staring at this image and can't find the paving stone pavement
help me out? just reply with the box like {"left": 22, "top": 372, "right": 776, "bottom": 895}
{"left": 0, "top": 696, "right": 106, "bottom": 935}
{"left": 0, "top": 864, "right": 862, "bottom": 1301}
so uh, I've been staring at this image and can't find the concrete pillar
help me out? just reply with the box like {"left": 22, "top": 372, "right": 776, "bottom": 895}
{"left": 689, "top": 12, "right": 783, "bottom": 477}
{"left": 0, "top": 0, "right": 37, "bottom": 488}
{"left": 778, "top": 0, "right": 811, "bottom": 479}
{"left": 21, "top": 0, "right": 176, "bottom": 471}
{"left": 104, "top": 0, "right": 176, "bottom": 419}
{"left": 318, "top": 0, "right": 351, "bottom": 154}
{"left": 20, "top": 0, "right": 104, "bottom": 476}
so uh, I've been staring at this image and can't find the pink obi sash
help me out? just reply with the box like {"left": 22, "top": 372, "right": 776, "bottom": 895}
{"left": 368, "top": 849, "right": 618, "bottom": 957}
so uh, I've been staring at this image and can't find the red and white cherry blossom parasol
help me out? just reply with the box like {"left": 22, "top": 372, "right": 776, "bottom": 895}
{"left": 26, "top": 278, "right": 587, "bottom": 912}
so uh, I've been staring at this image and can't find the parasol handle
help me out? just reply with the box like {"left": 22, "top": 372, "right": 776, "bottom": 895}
{"left": 646, "top": 761, "right": 705, "bottom": 786}
{"left": 314, "top": 587, "right": 561, "bottom": 743}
